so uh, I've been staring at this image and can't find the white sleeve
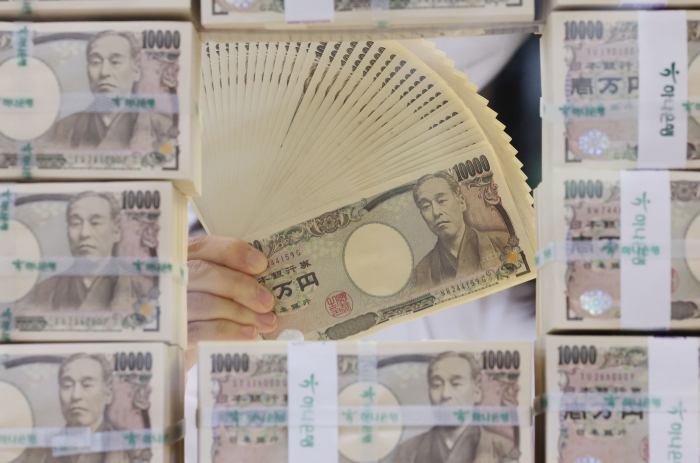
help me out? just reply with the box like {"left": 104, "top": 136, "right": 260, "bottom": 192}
{"left": 429, "top": 34, "right": 527, "bottom": 90}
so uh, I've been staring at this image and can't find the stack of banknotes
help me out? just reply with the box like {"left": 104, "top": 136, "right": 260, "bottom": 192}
{"left": 535, "top": 169, "right": 700, "bottom": 333}
{"left": 0, "top": 20, "right": 193, "bottom": 462}
{"left": 190, "top": 39, "right": 536, "bottom": 341}
{"left": 198, "top": 340, "right": 532, "bottom": 463}
{"left": 0, "top": 182, "right": 188, "bottom": 347}
{"left": 536, "top": 335, "right": 700, "bottom": 463}
{"left": 535, "top": 10, "right": 700, "bottom": 463}
{"left": 0, "top": 342, "right": 185, "bottom": 462}
{"left": 200, "top": 0, "right": 535, "bottom": 32}
{"left": 0, "top": 21, "right": 201, "bottom": 196}
{"left": 540, "top": 10, "right": 700, "bottom": 172}
{"left": 0, "top": 0, "right": 192, "bottom": 20}
{"left": 543, "top": 0, "right": 700, "bottom": 14}
{"left": 536, "top": 11, "right": 700, "bottom": 332}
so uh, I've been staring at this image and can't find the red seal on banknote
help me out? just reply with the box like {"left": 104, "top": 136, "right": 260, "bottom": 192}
{"left": 640, "top": 436, "right": 649, "bottom": 462}
{"left": 325, "top": 291, "right": 353, "bottom": 318}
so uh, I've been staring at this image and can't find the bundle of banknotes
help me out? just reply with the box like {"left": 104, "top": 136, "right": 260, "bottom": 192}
{"left": 0, "top": 181, "right": 188, "bottom": 348}
{"left": 201, "top": 0, "right": 535, "bottom": 31}
{"left": 199, "top": 340, "right": 532, "bottom": 463}
{"left": 0, "top": 0, "right": 192, "bottom": 20}
{"left": 0, "top": 21, "right": 201, "bottom": 196}
{"left": 536, "top": 335, "right": 700, "bottom": 463}
{"left": 540, "top": 10, "right": 700, "bottom": 172}
{"left": 534, "top": 169, "right": 700, "bottom": 333}
{"left": 542, "top": 0, "right": 700, "bottom": 12}
{"left": 0, "top": 342, "right": 185, "bottom": 463}
{"left": 190, "top": 39, "right": 535, "bottom": 341}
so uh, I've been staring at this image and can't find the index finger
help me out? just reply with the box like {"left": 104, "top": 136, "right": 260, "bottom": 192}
{"left": 188, "top": 235, "right": 268, "bottom": 275}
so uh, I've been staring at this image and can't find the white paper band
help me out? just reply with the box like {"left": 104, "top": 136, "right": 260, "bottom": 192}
{"left": 0, "top": 93, "right": 178, "bottom": 115}
{"left": 0, "top": 420, "right": 185, "bottom": 455}
{"left": 13, "top": 24, "right": 34, "bottom": 179}
{"left": 285, "top": 0, "right": 334, "bottom": 24}
{"left": 357, "top": 341, "right": 378, "bottom": 463}
{"left": 201, "top": 405, "right": 522, "bottom": 428}
{"left": 620, "top": 170, "right": 671, "bottom": 330}
{"left": 0, "top": 256, "right": 187, "bottom": 281}
{"left": 534, "top": 392, "right": 700, "bottom": 414}
{"left": 649, "top": 337, "right": 700, "bottom": 463}
{"left": 620, "top": 0, "right": 667, "bottom": 7}
{"left": 288, "top": 342, "right": 339, "bottom": 463}
{"left": 533, "top": 239, "right": 700, "bottom": 270}
{"left": 12, "top": 24, "right": 33, "bottom": 67}
{"left": 637, "top": 11, "right": 688, "bottom": 169}
{"left": 539, "top": 98, "right": 700, "bottom": 123}
{"left": 370, "top": 0, "right": 390, "bottom": 23}
{"left": 0, "top": 427, "right": 90, "bottom": 450}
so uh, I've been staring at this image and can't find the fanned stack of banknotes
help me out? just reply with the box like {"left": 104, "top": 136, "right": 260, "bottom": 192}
{"left": 0, "top": 20, "right": 198, "bottom": 462}
{"left": 536, "top": 9, "right": 700, "bottom": 463}
{"left": 191, "top": 38, "right": 536, "bottom": 341}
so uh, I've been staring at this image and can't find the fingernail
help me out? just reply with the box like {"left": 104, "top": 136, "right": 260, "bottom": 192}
{"left": 258, "top": 286, "right": 274, "bottom": 307}
{"left": 257, "top": 311, "right": 277, "bottom": 326}
{"left": 247, "top": 248, "right": 268, "bottom": 271}
{"left": 241, "top": 325, "right": 257, "bottom": 338}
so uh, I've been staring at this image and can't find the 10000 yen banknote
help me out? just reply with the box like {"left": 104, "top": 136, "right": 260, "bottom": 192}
{"left": 0, "top": 342, "right": 184, "bottom": 463}
{"left": 203, "top": 0, "right": 533, "bottom": 29}
{"left": 0, "top": 22, "right": 200, "bottom": 195}
{"left": 245, "top": 153, "right": 534, "bottom": 341}
{"left": 199, "top": 341, "right": 532, "bottom": 463}
{"left": 536, "top": 170, "right": 700, "bottom": 332}
{"left": 211, "top": 0, "right": 522, "bottom": 14}
{"left": 541, "top": 11, "right": 700, "bottom": 170}
{"left": 0, "top": 0, "right": 192, "bottom": 20}
{"left": 537, "top": 336, "right": 700, "bottom": 463}
{"left": 0, "top": 182, "right": 186, "bottom": 346}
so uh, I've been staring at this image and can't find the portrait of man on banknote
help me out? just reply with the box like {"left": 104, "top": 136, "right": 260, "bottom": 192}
{"left": 411, "top": 172, "right": 509, "bottom": 291}
{"left": 15, "top": 191, "right": 151, "bottom": 312}
{"left": 392, "top": 352, "right": 520, "bottom": 463}
{"left": 47, "top": 30, "right": 173, "bottom": 152}
{"left": 18, "top": 353, "right": 129, "bottom": 463}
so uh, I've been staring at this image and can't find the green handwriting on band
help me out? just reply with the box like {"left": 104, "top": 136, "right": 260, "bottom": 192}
{"left": 219, "top": 410, "right": 287, "bottom": 427}
{"left": 112, "top": 97, "right": 156, "bottom": 110}
{"left": 20, "top": 143, "right": 32, "bottom": 179}
{"left": 0, "top": 189, "right": 11, "bottom": 231}
{"left": 15, "top": 27, "right": 29, "bottom": 66}
{"left": 629, "top": 192, "right": 650, "bottom": 266}
{"left": 132, "top": 261, "right": 175, "bottom": 274}
{"left": 1, "top": 308, "right": 11, "bottom": 342}
{"left": 1, "top": 98, "right": 33, "bottom": 109}
{"left": 298, "top": 373, "right": 317, "bottom": 448}
{"left": 0, "top": 433, "right": 37, "bottom": 446}
{"left": 12, "top": 260, "right": 56, "bottom": 272}
{"left": 558, "top": 105, "right": 606, "bottom": 118}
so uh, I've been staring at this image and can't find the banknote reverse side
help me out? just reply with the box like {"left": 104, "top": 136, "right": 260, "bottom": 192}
{"left": 199, "top": 341, "right": 532, "bottom": 463}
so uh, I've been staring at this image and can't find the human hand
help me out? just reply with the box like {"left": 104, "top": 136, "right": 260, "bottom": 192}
{"left": 186, "top": 236, "right": 277, "bottom": 371}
